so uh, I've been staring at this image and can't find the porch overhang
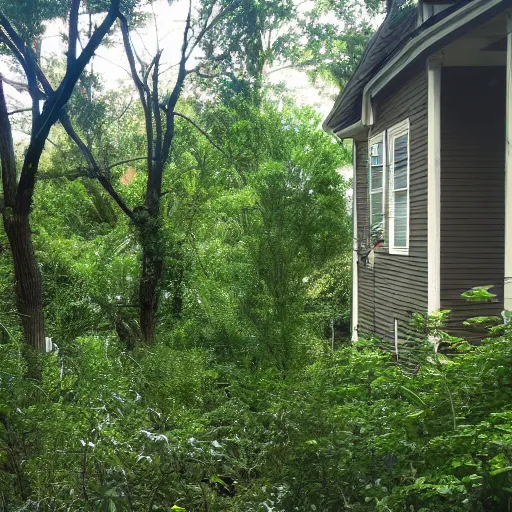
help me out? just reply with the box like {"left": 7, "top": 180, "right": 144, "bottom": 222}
{"left": 326, "top": 0, "right": 512, "bottom": 139}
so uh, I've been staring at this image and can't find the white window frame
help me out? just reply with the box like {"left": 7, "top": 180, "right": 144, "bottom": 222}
{"left": 368, "top": 132, "right": 386, "bottom": 243}
{"left": 387, "top": 119, "right": 410, "bottom": 255}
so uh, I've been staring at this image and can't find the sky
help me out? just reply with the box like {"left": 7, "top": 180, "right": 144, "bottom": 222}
{"left": 2, "top": 0, "right": 338, "bottom": 134}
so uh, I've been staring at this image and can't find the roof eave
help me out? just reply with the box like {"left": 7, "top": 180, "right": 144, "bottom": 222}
{"left": 361, "top": 0, "right": 512, "bottom": 126}
{"left": 325, "top": 0, "right": 512, "bottom": 137}
{"left": 333, "top": 120, "right": 365, "bottom": 139}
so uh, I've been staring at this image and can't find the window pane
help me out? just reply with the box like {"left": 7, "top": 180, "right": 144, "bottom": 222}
{"left": 371, "top": 194, "right": 383, "bottom": 238}
{"left": 370, "top": 142, "right": 383, "bottom": 166}
{"left": 369, "top": 137, "right": 385, "bottom": 243}
{"left": 371, "top": 165, "right": 383, "bottom": 190}
{"left": 394, "top": 190, "right": 407, "bottom": 247}
{"left": 394, "top": 135, "right": 407, "bottom": 160}
{"left": 394, "top": 135, "right": 408, "bottom": 190}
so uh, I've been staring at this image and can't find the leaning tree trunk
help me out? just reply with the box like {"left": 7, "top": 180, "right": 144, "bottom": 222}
{"left": 3, "top": 210, "right": 45, "bottom": 377}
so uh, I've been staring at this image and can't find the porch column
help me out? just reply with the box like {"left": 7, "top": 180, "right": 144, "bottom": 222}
{"left": 505, "top": 12, "right": 512, "bottom": 311}
{"left": 351, "top": 140, "right": 359, "bottom": 341}
{"left": 427, "top": 56, "right": 442, "bottom": 313}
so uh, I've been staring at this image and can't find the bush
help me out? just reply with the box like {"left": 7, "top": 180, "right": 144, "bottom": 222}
{"left": 1, "top": 330, "right": 512, "bottom": 511}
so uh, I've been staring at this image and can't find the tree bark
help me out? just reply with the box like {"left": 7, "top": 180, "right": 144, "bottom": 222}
{"left": 3, "top": 210, "right": 45, "bottom": 357}
{"left": 139, "top": 240, "right": 163, "bottom": 343}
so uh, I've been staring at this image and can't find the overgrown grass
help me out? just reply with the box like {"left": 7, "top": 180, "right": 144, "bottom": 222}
{"left": 1, "top": 331, "right": 512, "bottom": 511}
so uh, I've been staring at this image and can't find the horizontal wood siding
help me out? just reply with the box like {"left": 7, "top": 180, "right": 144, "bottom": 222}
{"left": 355, "top": 70, "right": 429, "bottom": 344}
{"left": 440, "top": 67, "right": 505, "bottom": 340}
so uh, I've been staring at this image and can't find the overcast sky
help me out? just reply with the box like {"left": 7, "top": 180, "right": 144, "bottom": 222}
{"left": 2, "top": 0, "right": 337, "bottom": 135}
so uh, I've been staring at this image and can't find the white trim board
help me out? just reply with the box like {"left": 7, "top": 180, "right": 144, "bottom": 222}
{"left": 368, "top": 132, "right": 386, "bottom": 241}
{"left": 387, "top": 119, "right": 411, "bottom": 256}
{"left": 504, "top": 11, "right": 512, "bottom": 311}
{"left": 351, "top": 140, "right": 359, "bottom": 341}
{"left": 427, "top": 58, "right": 442, "bottom": 314}
{"left": 334, "top": 121, "right": 364, "bottom": 140}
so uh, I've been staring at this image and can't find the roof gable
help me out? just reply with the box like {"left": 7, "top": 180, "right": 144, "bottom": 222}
{"left": 323, "top": 1, "right": 418, "bottom": 134}
{"left": 323, "top": 0, "right": 502, "bottom": 136}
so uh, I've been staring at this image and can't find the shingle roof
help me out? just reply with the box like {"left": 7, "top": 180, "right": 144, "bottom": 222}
{"left": 323, "top": 0, "right": 479, "bottom": 135}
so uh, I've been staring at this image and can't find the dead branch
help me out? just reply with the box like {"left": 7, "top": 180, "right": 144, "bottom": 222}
{"left": 106, "top": 156, "right": 147, "bottom": 171}
{"left": 68, "top": 0, "right": 80, "bottom": 65}
{"left": 59, "top": 112, "right": 136, "bottom": 222}
{"left": 173, "top": 112, "right": 227, "bottom": 157}
{"left": 7, "top": 108, "right": 31, "bottom": 116}
{"left": 119, "top": 13, "right": 153, "bottom": 174}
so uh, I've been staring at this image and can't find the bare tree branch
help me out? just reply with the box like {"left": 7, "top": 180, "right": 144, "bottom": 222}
{"left": 157, "top": 0, "right": 193, "bottom": 173}
{"left": 169, "top": 0, "right": 192, "bottom": 113}
{"left": 142, "top": 54, "right": 157, "bottom": 88}
{"left": 106, "top": 156, "right": 147, "bottom": 171}
{"left": 40, "top": 156, "right": 147, "bottom": 182}
{"left": 59, "top": 112, "right": 136, "bottom": 222}
{"left": 13, "top": 127, "right": 61, "bottom": 149}
{"left": 162, "top": 164, "right": 197, "bottom": 192}
{"left": 114, "top": 92, "right": 136, "bottom": 122}
{"left": 186, "top": 0, "right": 240, "bottom": 59}
{"left": 185, "top": 65, "right": 221, "bottom": 79}
{"left": 38, "top": 169, "right": 87, "bottom": 181}
{"left": 151, "top": 1, "right": 160, "bottom": 53}
{"left": 134, "top": 27, "right": 152, "bottom": 61}
{"left": 0, "top": 27, "right": 41, "bottom": 121}
{"left": 0, "top": 78, "right": 17, "bottom": 207}
{"left": 119, "top": 13, "right": 153, "bottom": 175}
{"left": 152, "top": 52, "right": 163, "bottom": 164}
{"left": 68, "top": 0, "right": 80, "bottom": 65}
{"left": 1, "top": 0, "right": 123, "bottom": 214}
{"left": 7, "top": 108, "right": 31, "bottom": 116}
{"left": 0, "top": 73, "right": 44, "bottom": 98}
{"left": 173, "top": 112, "right": 227, "bottom": 157}
{"left": 94, "top": 52, "right": 132, "bottom": 79}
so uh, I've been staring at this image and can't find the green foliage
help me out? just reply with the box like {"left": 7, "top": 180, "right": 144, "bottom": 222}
{"left": 463, "top": 316, "right": 502, "bottom": 328}
{"left": 461, "top": 285, "right": 498, "bottom": 303}
{"left": 197, "top": 0, "right": 381, "bottom": 98}
{"left": 4, "top": 4, "right": 511, "bottom": 510}
{"left": 0, "top": 0, "right": 69, "bottom": 40}
{"left": 0, "top": 0, "right": 143, "bottom": 43}
{"left": 2, "top": 325, "right": 512, "bottom": 510}
{"left": 298, "top": 3, "right": 376, "bottom": 88}
{"left": 184, "top": 101, "right": 351, "bottom": 367}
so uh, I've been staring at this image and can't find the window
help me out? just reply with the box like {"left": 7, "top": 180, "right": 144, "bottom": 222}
{"left": 387, "top": 120, "right": 410, "bottom": 255}
{"left": 369, "top": 134, "right": 385, "bottom": 244}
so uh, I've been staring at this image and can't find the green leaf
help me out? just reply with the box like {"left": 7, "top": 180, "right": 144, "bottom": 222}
{"left": 463, "top": 316, "right": 501, "bottom": 327}
{"left": 406, "top": 410, "right": 425, "bottom": 419}
{"left": 490, "top": 467, "right": 512, "bottom": 476}
{"left": 461, "top": 286, "right": 497, "bottom": 303}
{"left": 210, "top": 475, "right": 230, "bottom": 490}
{"left": 400, "top": 385, "right": 427, "bottom": 409}
{"left": 436, "top": 354, "right": 455, "bottom": 366}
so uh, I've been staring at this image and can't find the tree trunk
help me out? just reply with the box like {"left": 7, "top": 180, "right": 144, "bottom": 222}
{"left": 3, "top": 210, "right": 45, "bottom": 376}
{"left": 139, "top": 242, "right": 163, "bottom": 343}
{"left": 138, "top": 165, "right": 164, "bottom": 343}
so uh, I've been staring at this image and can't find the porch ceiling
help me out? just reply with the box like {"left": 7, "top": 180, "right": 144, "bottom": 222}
{"left": 442, "top": 12, "right": 508, "bottom": 66}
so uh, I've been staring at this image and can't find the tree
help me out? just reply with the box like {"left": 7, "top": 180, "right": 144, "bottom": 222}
{"left": 59, "top": 0, "right": 240, "bottom": 343}
{"left": 0, "top": 0, "right": 125, "bottom": 363}
{"left": 185, "top": 101, "right": 351, "bottom": 368}
{"left": 199, "top": 0, "right": 296, "bottom": 103}
{"left": 198, "top": 0, "right": 384, "bottom": 99}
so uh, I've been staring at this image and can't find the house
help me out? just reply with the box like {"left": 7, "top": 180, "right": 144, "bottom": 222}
{"left": 323, "top": 0, "right": 512, "bottom": 346}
